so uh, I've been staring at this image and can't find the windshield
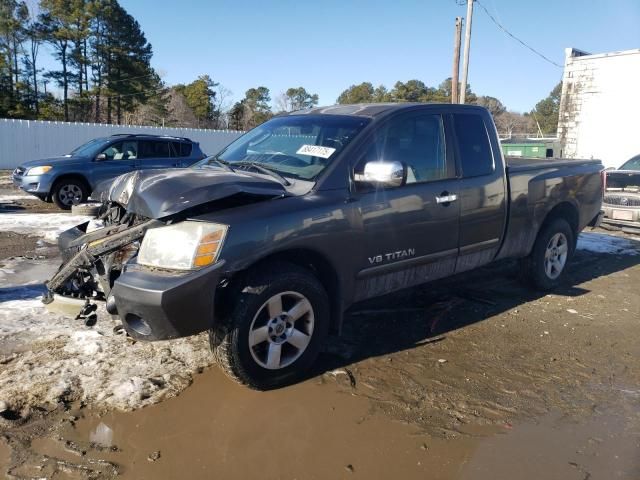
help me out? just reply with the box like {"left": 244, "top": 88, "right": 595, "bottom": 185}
{"left": 620, "top": 155, "right": 640, "bottom": 171}
{"left": 194, "top": 115, "right": 370, "bottom": 181}
{"left": 70, "top": 138, "right": 112, "bottom": 157}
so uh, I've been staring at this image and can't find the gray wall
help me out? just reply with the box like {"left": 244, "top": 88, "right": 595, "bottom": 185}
{"left": 0, "top": 118, "right": 244, "bottom": 170}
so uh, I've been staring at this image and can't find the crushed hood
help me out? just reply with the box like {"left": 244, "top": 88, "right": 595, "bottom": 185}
{"left": 94, "top": 168, "right": 287, "bottom": 219}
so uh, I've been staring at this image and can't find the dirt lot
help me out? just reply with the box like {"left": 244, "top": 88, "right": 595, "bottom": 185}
{"left": 1, "top": 177, "right": 639, "bottom": 479}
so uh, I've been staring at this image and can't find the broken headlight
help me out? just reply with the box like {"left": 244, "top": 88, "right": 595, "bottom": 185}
{"left": 137, "top": 221, "right": 228, "bottom": 270}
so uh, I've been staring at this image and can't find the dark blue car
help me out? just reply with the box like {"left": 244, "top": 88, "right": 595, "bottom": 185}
{"left": 12, "top": 134, "right": 205, "bottom": 209}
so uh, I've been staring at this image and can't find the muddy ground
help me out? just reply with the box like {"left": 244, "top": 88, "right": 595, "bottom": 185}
{"left": 0, "top": 178, "right": 639, "bottom": 479}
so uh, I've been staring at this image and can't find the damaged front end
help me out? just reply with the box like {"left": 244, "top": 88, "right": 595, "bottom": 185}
{"left": 43, "top": 202, "right": 161, "bottom": 323}
{"left": 42, "top": 167, "right": 287, "bottom": 326}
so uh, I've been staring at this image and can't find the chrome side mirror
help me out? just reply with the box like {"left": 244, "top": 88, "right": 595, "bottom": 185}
{"left": 95, "top": 153, "right": 107, "bottom": 161}
{"left": 358, "top": 161, "right": 405, "bottom": 188}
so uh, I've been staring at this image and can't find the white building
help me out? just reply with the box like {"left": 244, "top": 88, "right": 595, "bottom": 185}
{"left": 557, "top": 47, "right": 640, "bottom": 169}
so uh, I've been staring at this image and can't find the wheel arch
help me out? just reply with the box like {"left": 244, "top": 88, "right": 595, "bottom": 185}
{"left": 51, "top": 173, "right": 92, "bottom": 194}
{"left": 539, "top": 201, "right": 580, "bottom": 241}
{"left": 218, "top": 248, "right": 344, "bottom": 335}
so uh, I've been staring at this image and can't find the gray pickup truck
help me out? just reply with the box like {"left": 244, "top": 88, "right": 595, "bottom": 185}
{"left": 45, "top": 103, "right": 604, "bottom": 389}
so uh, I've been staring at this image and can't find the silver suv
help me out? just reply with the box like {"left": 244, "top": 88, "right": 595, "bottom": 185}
{"left": 12, "top": 134, "right": 205, "bottom": 209}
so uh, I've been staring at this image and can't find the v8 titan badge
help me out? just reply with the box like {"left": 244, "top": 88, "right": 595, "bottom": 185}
{"left": 296, "top": 144, "right": 336, "bottom": 159}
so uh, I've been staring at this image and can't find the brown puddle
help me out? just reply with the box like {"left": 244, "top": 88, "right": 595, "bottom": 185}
{"left": 60, "top": 368, "right": 479, "bottom": 479}
{"left": 49, "top": 368, "right": 640, "bottom": 480}
{"left": 460, "top": 411, "right": 640, "bottom": 480}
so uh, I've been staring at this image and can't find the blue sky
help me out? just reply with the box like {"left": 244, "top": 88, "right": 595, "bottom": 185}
{"left": 45, "top": 0, "right": 640, "bottom": 112}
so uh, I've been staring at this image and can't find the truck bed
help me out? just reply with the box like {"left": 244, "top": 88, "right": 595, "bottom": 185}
{"left": 496, "top": 156, "right": 604, "bottom": 261}
{"left": 506, "top": 156, "right": 602, "bottom": 172}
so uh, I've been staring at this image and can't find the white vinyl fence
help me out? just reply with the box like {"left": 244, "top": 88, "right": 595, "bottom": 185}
{"left": 0, "top": 118, "right": 244, "bottom": 170}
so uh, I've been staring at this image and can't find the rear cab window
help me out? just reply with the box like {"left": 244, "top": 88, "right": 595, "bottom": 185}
{"left": 453, "top": 113, "right": 494, "bottom": 177}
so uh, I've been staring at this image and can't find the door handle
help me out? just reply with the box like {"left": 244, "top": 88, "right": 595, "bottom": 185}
{"left": 435, "top": 192, "right": 458, "bottom": 204}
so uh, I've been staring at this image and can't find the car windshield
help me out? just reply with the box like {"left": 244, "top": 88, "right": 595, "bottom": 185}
{"left": 194, "top": 115, "right": 370, "bottom": 181}
{"left": 620, "top": 156, "right": 640, "bottom": 171}
{"left": 70, "top": 138, "right": 112, "bottom": 157}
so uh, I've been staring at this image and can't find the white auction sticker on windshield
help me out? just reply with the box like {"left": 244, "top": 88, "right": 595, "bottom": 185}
{"left": 296, "top": 144, "right": 336, "bottom": 159}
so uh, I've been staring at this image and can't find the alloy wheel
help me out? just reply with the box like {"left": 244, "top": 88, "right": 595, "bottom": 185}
{"left": 248, "top": 291, "right": 314, "bottom": 370}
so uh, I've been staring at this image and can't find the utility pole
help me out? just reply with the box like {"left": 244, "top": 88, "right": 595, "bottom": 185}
{"left": 460, "top": 0, "right": 474, "bottom": 104}
{"left": 451, "top": 16, "right": 462, "bottom": 104}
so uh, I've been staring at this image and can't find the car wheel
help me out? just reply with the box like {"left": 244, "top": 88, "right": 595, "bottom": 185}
{"left": 210, "top": 262, "right": 329, "bottom": 390}
{"left": 71, "top": 202, "right": 102, "bottom": 217}
{"left": 521, "top": 217, "right": 575, "bottom": 290}
{"left": 52, "top": 179, "right": 88, "bottom": 210}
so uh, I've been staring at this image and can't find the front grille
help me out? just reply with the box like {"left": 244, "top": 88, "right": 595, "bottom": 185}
{"left": 604, "top": 194, "right": 640, "bottom": 207}
{"left": 13, "top": 167, "right": 25, "bottom": 176}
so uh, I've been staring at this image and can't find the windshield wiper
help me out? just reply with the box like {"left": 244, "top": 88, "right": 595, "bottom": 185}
{"left": 233, "top": 161, "right": 291, "bottom": 186}
{"left": 204, "top": 157, "right": 235, "bottom": 172}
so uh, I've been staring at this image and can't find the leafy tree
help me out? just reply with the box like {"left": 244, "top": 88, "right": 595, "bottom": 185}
{"left": 530, "top": 82, "right": 562, "bottom": 135}
{"left": 22, "top": 7, "right": 44, "bottom": 116}
{"left": 228, "top": 101, "right": 245, "bottom": 130}
{"left": 0, "top": 0, "right": 28, "bottom": 114}
{"left": 228, "top": 87, "right": 272, "bottom": 130}
{"left": 174, "top": 75, "right": 218, "bottom": 126}
{"left": 372, "top": 85, "right": 391, "bottom": 102}
{"left": 37, "top": 91, "right": 64, "bottom": 119}
{"left": 0, "top": 0, "right": 170, "bottom": 123}
{"left": 102, "top": 0, "right": 155, "bottom": 124}
{"left": 336, "top": 82, "right": 374, "bottom": 104}
{"left": 0, "top": 53, "right": 12, "bottom": 116}
{"left": 431, "top": 77, "right": 477, "bottom": 103}
{"left": 39, "top": 0, "right": 83, "bottom": 120}
{"left": 284, "top": 86, "right": 318, "bottom": 111}
{"left": 390, "top": 79, "right": 433, "bottom": 102}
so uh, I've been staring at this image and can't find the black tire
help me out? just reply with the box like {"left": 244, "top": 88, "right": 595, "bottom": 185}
{"left": 71, "top": 202, "right": 101, "bottom": 217}
{"left": 210, "top": 262, "right": 329, "bottom": 390}
{"left": 520, "top": 217, "right": 575, "bottom": 291}
{"left": 52, "top": 178, "right": 88, "bottom": 210}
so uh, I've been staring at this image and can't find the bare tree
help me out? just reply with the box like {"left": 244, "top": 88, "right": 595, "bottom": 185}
{"left": 274, "top": 91, "right": 289, "bottom": 113}
{"left": 495, "top": 111, "right": 535, "bottom": 138}
{"left": 165, "top": 88, "right": 198, "bottom": 127}
{"left": 212, "top": 84, "right": 233, "bottom": 128}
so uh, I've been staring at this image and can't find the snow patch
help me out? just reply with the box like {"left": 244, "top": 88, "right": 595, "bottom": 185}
{"left": 577, "top": 232, "right": 639, "bottom": 256}
{"left": 0, "top": 213, "right": 90, "bottom": 242}
{"left": 0, "top": 257, "right": 212, "bottom": 412}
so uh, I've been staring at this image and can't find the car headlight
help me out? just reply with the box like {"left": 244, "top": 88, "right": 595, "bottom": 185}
{"left": 26, "top": 165, "right": 53, "bottom": 175}
{"left": 137, "top": 221, "right": 228, "bottom": 270}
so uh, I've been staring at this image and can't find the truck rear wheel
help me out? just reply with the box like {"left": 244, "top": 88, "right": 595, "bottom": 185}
{"left": 521, "top": 217, "right": 575, "bottom": 290}
{"left": 210, "top": 263, "right": 329, "bottom": 390}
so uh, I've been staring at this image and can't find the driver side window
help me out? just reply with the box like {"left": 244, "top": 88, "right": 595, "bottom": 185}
{"left": 355, "top": 113, "right": 451, "bottom": 185}
{"left": 100, "top": 141, "right": 137, "bottom": 161}
{"left": 100, "top": 142, "right": 122, "bottom": 161}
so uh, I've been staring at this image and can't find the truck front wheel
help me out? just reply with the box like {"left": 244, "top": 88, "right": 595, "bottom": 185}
{"left": 521, "top": 217, "right": 575, "bottom": 290}
{"left": 210, "top": 263, "right": 329, "bottom": 390}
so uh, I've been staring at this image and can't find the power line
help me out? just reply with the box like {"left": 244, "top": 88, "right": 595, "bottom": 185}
{"left": 106, "top": 72, "right": 159, "bottom": 84}
{"left": 473, "top": 0, "right": 563, "bottom": 68}
{"left": 87, "top": 85, "right": 167, "bottom": 100}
